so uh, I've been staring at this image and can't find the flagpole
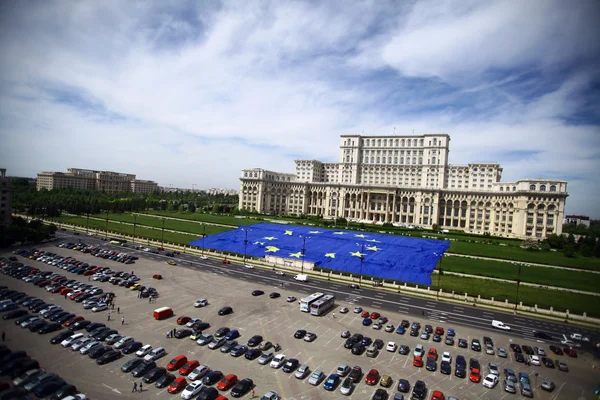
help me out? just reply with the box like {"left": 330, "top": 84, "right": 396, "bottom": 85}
{"left": 301, "top": 236, "right": 306, "bottom": 274}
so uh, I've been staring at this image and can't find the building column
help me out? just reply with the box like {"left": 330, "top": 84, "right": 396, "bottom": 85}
{"left": 391, "top": 193, "right": 397, "bottom": 223}
{"left": 384, "top": 192, "right": 390, "bottom": 223}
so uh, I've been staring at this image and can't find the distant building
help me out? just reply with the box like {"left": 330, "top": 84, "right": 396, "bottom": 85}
{"left": 240, "top": 133, "right": 568, "bottom": 240}
{"left": 206, "top": 188, "right": 238, "bottom": 196}
{"left": 564, "top": 215, "right": 590, "bottom": 227}
{"left": 36, "top": 168, "right": 157, "bottom": 194}
{"left": 0, "top": 168, "right": 12, "bottom": 228}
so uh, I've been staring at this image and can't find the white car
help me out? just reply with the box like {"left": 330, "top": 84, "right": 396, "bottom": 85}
{"left": 61, "top": 333, "right": 84, "bottom": 348}
{"left": 144, "top": 347, "right": 166, "bottom": 361}
{"left": 187, "top": 365, "right": 210, "bottom": 381}
{"left": 286, "top": 296, "right": 296, "bottom": 302}
{"left": 275, "top": 271, "right": 284, "bottom": 276}
{"left": 308, "top": 370, "right": 324, "bottom": 386}
{"left": 193, "top": 299, "right": 208, "bottom": 307}
{"left": 244, "top": 264, "right": 254, "bottom": 269}
{"left": 71, "top": 337, "right": 93, "bottom": 351}
{"left": 441, "top": 352, "right": 452, "bottom": 363}
{"left": 485, "top": 345, "right": 495, "bottom": 355}
{"left": 413, "top": 344, "right": 424, "bottom": 358}
{"left": 339, "top": 307, "right": 349, "bottom": 314}
{"left": 186, "top": 318, "right": 202, "bottom": 328}
{"left": 63, "top": 395, "right": 88, "bottom": 400}
{"left": 181, "top": 381, "right": 204, "bottom": 399}
{"left": 530, "top": 355, "right": 541, "bottom": 366}
{"left": 92, "top": 303, "right": 108, "bottom": 312}
{"left": 353, "top": 307, "right": 362, "bottom": 313}
{"left": 136, "top": 344, "right": 153, "bottom": 357}
{"left": 114, "top": 336, "right": 134, "bottom": 349}
{"left": 200, "top": 255, "right": 208, "bottom": 260}
{"left": 261, "top": 391, "right": 280, "bottom": 400}
{"left": 482, "top": 374, "right": 499, "bottom": 388}
{"left": 536, "top": 347, "right": 546, "bottom": 356}
{"left": 270, "top": 354, "right": 286, "bottom": 368}
{"left": 386, "top": 342, "right": 397, "bottom": 352}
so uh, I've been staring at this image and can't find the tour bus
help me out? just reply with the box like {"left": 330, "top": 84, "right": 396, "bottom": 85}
{"left": 310, "top": 294, "right": 336, "bottom": 316}
{"left": 299, "top": 292, "right": 324, "bottom": 313}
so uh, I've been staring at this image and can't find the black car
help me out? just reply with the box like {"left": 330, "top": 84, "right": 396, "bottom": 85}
{"left": 15, "top": 315, "right": 37, "bottom": 326}
{"left": 155, "top": 372, "right": 175, "bottom": 388}
{"left": 28, "top": 319, "right": 47, "bottom": 332}
{"left": 412, "top": 380, "right": 427, "bottom": 400}
{"left": 471, "top": 339, "right": 481, "bottom": 351}
{"left": 198, "top": 387, "right": 219, "bottom": 400}
{"left": 351, "top": 344, "right": 365, "bottom": 355}
{"left": 426, "top": 358, "right": 437, "bottom": 371}
{"left": 2, "top": 309, "right": 28, "bottom": 320}
{"left": 269, "top": 292, "right": 280, "bottom": 299}
{"left": 88, "top": 345, "right": 109, "bottom": 359}
{"left": 86, "top": 322, "right": 106, "bottom": 332}
{"left": 549, "top": 345, "right": 563, "bottom": 356}
{"left": 455, "top": 367, "right": 466, "bottom": 378}
{"left": 56, "top": 313, "right": 76, "bottom": 324}
{"left": 294, "top": 329, "right": 307, "bottom": 339}
{"left": 69, "top": 320, "right": 91, "bottom": 331}
{"left": 399, "top": 345, "right": 410, "bottom": 355}
{"left": 218, "top": 306, "right": 233, "bottom": 316}
{"left": 38, "top": 322, "right": 62, "bottom": 334}
{"left": 50, "top": 331, "right": 73, "bottom": 345}
{"left": 221, "top": 340, "right": 238, "bottom": 353}
{"left": 534, "top": 331, "right": 553, "bottom": 340}
{"left": 245, "top": 349, "right": 262, "bottom": 360}
{"left": 372, "top": 388, "right": 388, "bottom": 400}
{"left": 95, "top": 329, "right": 118, "bottom": 341}
{"left": 0, "top": 357, "right": 32, "bottom": 376}
{"left": 191, "top": 322, "right": 210, "bottom": 331}
{"left": 50, "top": 383, "right": 77, "bottom": 400}
{"left": 96, "top": 349, "right": 122, "bottom": 365}
{"left": 215, "top": 327, "right": 230, "bottom": 338}
{"left": 282, "top": 358, "right": 299, "bottom": 373}
{"left": 397, "top": 378, "right": 410, "bottom": 392}
{"left": 142, "top": 367, "right": 166, "bottom": 383}
{"left": 440, "top": 361, "right": 451, "bottom": 375}
{"left": 247, "top": 335, "right": 263, "bottom": 347}
{"left": 203, "top": 370, "right": 224, "bottom": 385}
{"left": 230, "top": 378, "right": 253, "bottom": 398}
{"left": 542, "top": 357, "right": 555, "bottom": 368}
{"left": 458, "top": 338, "right": 468, "bottom": 348}
{"left": 32, "top": 379, "right": 67, "bottom": 398}
{"left": 122, "top": 341, "right": 143, "bottom": 354}
{"left": 348, "top": 366, "right": 362, "bottom": 383}
{"left": 469, "top": 358, "right": 480, "bottom": 371}
{"left": 121, "top": 358, "right": 145, "bottom": 373}
{"left": 515, "top": 353, "right": 525, "bottom": 363}
{"left": 9, "top": 359, "right": 40, "bottom": 379}
{"left": 251, "top": 290, "right": 264, "bottom": 296}
{"left": 132, "top": 361, "right": 156, "bottom": 377}
{"left": 49, "top": 312, "right": 70, "bottom": 322}
{"left": 175, "top": 329, "right": 193, "bottom": 339}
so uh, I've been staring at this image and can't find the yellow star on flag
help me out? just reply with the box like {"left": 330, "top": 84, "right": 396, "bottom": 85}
{"left": 289, "top": 252, "right": 302, "bottom": 258}
{"left": 333, "top": 231, "right": 345, "bottom": 235}
{"left": 265, "top": 246, "right": 280, "bottom": 253}
{"left": 350, "top": 251, "right": 364, "bottom": 257}
{"left": 284, "top": 230, "right": 293, "bottom": 236}
{"left": 354, "top": 234, "right": 367, "bottom": 238}
{"left": 366, "top": 239, "right": 381, "bottom": 243}
{"left": 325, "top": 253, "right": 335, "bottom": 258}
{"left": 263, "top": 236, "right": 276, "bottom": 241}
{"left": 366, "top": 245, "right": 381, "bottom": 251}
{"left": 308, "top": 231, "right": 321, "bottom": 234}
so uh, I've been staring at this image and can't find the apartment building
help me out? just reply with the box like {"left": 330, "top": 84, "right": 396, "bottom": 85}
{"left": 0, "top": 168, "right": 12, "bottom": 228}
{"left": 239, "top": 134, "right": 568, "bottom": 239}
{"left": 36, "top": 168, "right": 157, "bottom": 194}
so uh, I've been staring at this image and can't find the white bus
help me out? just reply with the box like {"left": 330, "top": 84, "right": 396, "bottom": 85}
{"left": 310, "top": 294, "right": 336, "bottom": 316}
{"left": 299, "top": 292, "right": 324, "bottom": 312}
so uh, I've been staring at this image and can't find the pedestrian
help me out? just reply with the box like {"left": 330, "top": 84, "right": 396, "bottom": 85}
{"left": 88, "top": 276, "right": 90, "bottom": 281}
{"left": 166, "top": 330, "right": 171, "bottom": 339}
{"left": 132, "top": 382, "right": 137, "bottom": 392}
{"left": 148, "top": 297, "right": 151, "bottom": 304}
{"left": 251, "top": 388, "right": 255, "bottom": 398}
{"left": 117, "top": 307, "right": 120, "bottom": 314}
{"left": 172, "top": 328, "right": 176, "bottom": 337}
{"left": 421, "top": 310, "right": 424, "bottom": 317}
{"left": 131, "top": 271, "right": 134, "bottom": 275}
{"left": 112, "top": 304, "right": 115, "bottom": 310}
{"left": 121, "top": 317, "right": 125, "bottom": 325}
{"left": 1, "top": 331, "right": 5, "bottom": 342}
{"left": 332, "top": 312, "right": 336, "bottom": 319}
{"left": 139, "top": 382, "right": 143, "bottom": 392}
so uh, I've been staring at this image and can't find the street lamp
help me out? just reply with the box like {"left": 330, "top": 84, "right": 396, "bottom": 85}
{"left": 243, "top": 229, "right": 249, "bottom": 263}
{"left": 161, "top": 218, "right": 165, "bottom": 250}
{"left": 359, "top": 242, "right": 365, "bottom": 284}
{"left": 132, "top": 214, "right": 137, "bottom": 244}
{"left": 301, "top": 236, "right": 307, "bottom": 274}
{"left": 201, "top": 223, "right": 206, "bottom": 257}
{"left": 86, "top": 205, "right": 90, "bottom": 235}
{"left": 435, "top": 253, "right": 443, "bottom": 299}
{"left": 514, "top": 263, "right": 523, "bottom": 313}
{"left": 104, "top": 211, "right": 108, "bottom": 240}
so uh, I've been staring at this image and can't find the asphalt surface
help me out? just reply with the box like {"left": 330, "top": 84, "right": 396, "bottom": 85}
{"left": 56, "top": 231, "right": 600, "bottom": 351}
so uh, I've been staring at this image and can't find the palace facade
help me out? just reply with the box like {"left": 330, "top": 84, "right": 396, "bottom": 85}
{"left": 239, "top": 134, "right": 567, "bottom": 239}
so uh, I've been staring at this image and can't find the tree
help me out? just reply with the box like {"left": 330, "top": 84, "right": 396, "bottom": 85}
{"left": 178, "top": 204, "right": 185, "bottom": 212}
{"left": 567, "top": 233, "right": 576, "bottom": 246}
{"left": 188, "top": 203, "right": 196, "bottom": 213}
{"left": 595, "top": 239, "right": 600, "bottom": 258}
{"left": 564, "top": 244, "right": 576, "bottom": 258}
{"left": 212, "top": 204, "right": 220, "bottom": 213}
{"left": 545, "top": 233, "right": 565, "bottom": 249}
{"left": 521, "top": 238, "right": 538, "bottom": 251}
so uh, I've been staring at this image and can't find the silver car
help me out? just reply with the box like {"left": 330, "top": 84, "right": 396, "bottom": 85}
{"left": 196, "top": 334, "right": 213, "bottom": 346}
{"left": 258, "top": 352, "right": 274, "bottom": 365}
{"left": 295, "top": 364, "right": 309, "bottom": 379}
{"left": 80, "top": 341, "right": 103, "bottom": 355}
{"left": 187, "top": 364, "right": 210, "bottom": 381}
{"left": 503, "top": 379, "right": 516, "bottom": 393}
{"left": 71, "top": 337, "right": 93, "bottom": 351}
{"left": 208, "top": 337, "right": 227, "bottom": 350}
{"left": 308, "top": 370, "right": 324, "bottom": 386}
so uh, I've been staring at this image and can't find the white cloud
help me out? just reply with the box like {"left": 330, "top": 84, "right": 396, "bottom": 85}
{"left": 1, "top": 0, "right": 599, "bottom": 217}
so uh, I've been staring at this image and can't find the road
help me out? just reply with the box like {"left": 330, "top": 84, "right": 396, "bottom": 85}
{"left": 56, "top": 231, "right": 600, "bottom": 353}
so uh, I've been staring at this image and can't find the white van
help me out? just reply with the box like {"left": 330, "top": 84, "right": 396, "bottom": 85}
{"left": 294, "top": 274, "right": 307, "bottom": 282}
{"left": 491, "top": 320, "right": 511, "bottom": 331}
{"left": 144, "top": 347, "right": 166, "bottom": 361}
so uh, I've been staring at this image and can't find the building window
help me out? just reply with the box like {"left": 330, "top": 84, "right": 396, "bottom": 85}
{"left": 550, "top": 185, "right": 556, "bottom": 192}
{"left": 540, "top": 185, "right": 546, "bottom": 191}
{"left": 529, "top": 184, "right": 536, "bottom": 191}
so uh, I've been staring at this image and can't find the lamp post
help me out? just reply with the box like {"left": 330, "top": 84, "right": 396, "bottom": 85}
{"left": 86, "top": 207, "right": 90, "bottom": 235}
{"left": 243, "top": 229, "right": 248, "bottom": 263}
{"left": 435, "top": 253, "right": 443, "bottom": 299}
{"left": 104, "top": 211, "right": 108, "bottom": 240}
{"left": 201, "top": 223, "right": 206, "bottom": 257}
{"left": 301, "top": 236, "right": 307, "bottom": 274}
{"left": 359, "top": 242, "right": 365, "bottom": 284}
{"left": 161, "top": 218, "right": 165, "bottom": 250}
{"left": 514, "top": 263, "right": 523, "bottom": 313}
{"left": 132, "top": 214, "right": 137, "bottom": 244}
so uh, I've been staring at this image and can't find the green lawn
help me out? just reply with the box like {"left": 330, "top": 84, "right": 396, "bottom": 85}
{"left": 442, "top": 256, "right": 600, "bottom": 293}
{"left": 90, "top": 213, "right": 233, "bottom": 236}
{"left": 435, "top": 274, "right": 600, "bottom": 317}
{"left": 142, "top": 211, "right": 258, "bottom": 226}
{"left": 448, "top": 241, "right": 600, "bottom": 271}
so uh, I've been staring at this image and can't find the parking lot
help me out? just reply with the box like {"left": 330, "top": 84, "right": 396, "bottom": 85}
{"left": 1, "top": 242, "right": 598, "bottom": 400}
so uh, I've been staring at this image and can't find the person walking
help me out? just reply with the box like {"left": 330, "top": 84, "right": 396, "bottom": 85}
{"left": 117, "top": 307, "right": 120, "bottom": 314}
{"left": 107, "top": 313, "right": 111, "bottom": 321}
{"left": 112, "top": 304, "right": 115, "bottom": 310}
{"left": 132, "top": 382, "right": 137, "bottom": 393}
{"left": 172, "top": 328, "right": 176, "bottom": 337}
{"left": 139, "top": 382, "right": 143, "bottom": 392}
{"left": 1, "top": 331, "right": 5, "bottom": 342}
{"left": 121, "top": 317, "right": 125, "bottom": 325}
{"left": 166, "top": 330, "right": 171, "bottom": 339}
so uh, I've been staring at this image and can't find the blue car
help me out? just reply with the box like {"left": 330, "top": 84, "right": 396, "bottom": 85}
{"left": 361, "top": 337, "right": 372, "bottom": 346}
{"left": 447, "top": 328, "right": 455, "bottom": 337}
{"left": 323, "top": 374, "right": 339, "bottom": 391}
{"left": 362, "top": 318, "right": 372, "bottom": 326}
{"left": 224, "top": 329, "right": 240, "bottom": 340}
{"left": 396, "top": 325, "right": 406, "bottom": 335}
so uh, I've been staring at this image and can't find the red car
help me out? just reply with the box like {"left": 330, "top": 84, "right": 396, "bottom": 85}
{"left": 83, "top": 270, "right": 94, "bottom": 276}
{"left": 38, "top": 280, "right": 51, "bottom": 287}
{"left": 59, "top": 287, "right": 73, "bottom": 296}
{"left": 365, "top": 369, "right": 380, "bottom": 385}
{"left": 427, "top": 348, "right": 438, "bottom": 360}
{"left": 216, "top": 374, "right": 238, "bottom": 391}
{"left": 361, "top": 310, "right": 370, "bottom": 318}
{"left": 469, "top": 368, "right": 481, "bottom": 383}
{"left": 413, "top": 356, "right": 423, "bottom": 367}
{"left": 64, "top": 316, "right": 84, "bottom": 327}
{"left": 153, "top": 274, "right": 163, "bottom": 280}
{"left": 167, "top": 377, "right": 187, "bottom": 394}
{"left": 370, "top": 312, "right": 381, "bottom": 320}
{"left": 563, "top": 348, "right": 577, "bottom": 358}
{"left": 431, "top": 390, "right": 445, "bottom": 400}
{"left": 435, "top": 327, "right": 444, "bottom": 335}
{"left": 167, "top": 355, "right": 188, "bottom": 371}
{"left": 222, "top": 259, "right": 231, "bottom": 264}
{"left": 50, "top": 286, "right": 64, "bottom": 294}
{"left": 68, "top": 291, "right": 83, "bottom": 300}
{"left": 177, "top": 316, "right": 191, "bottom": 325}
{"left": 179, "top": 360, "right": 199, "bottom": 376}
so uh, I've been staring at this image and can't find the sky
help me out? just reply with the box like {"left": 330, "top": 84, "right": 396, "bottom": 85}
{"left": 1, "top": 0, "right": 599, "bottom": 217}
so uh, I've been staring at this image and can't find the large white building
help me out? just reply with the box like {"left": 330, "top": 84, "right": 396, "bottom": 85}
{"left": 239, "top": 134, "right": 568, "bottom": 239}
{"left": 37, "top": 168, "right": 158, "bottom": 194}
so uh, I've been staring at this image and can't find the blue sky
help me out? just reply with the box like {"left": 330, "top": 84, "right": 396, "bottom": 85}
{"left": 1, "top": 0, "right": 599, "bottom": 217}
